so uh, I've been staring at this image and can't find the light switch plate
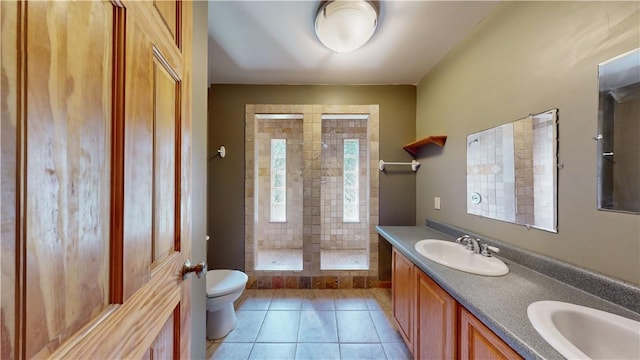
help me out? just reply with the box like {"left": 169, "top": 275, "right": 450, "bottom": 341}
{"left": 435, "top": 197, "right": 441, "bottom": 210}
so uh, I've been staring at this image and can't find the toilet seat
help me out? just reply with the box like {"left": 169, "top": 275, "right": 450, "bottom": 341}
{"left": 206, "top": 270, "right": 248, "bottom": 298}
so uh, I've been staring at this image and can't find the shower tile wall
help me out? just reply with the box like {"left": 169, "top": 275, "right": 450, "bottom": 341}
{"left": 256, "top": 119, "right": 304, "bottom": 250}
{"left": 321, "top": 118, "right": 369, "bottom": 251}
{"left": 245, "top": 104, "right": 380, "bottom": 287}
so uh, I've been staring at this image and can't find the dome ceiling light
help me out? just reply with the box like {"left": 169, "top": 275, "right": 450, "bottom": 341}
{"left": 314, "top": 0, "right": 380, "bottom": 53}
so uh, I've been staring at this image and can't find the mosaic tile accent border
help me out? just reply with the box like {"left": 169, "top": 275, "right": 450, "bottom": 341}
{"left": 245, "top": 104, "right": 380, "bottom": 281}
{"left": 246, "top": 275, "right": 391, "bottom": 289}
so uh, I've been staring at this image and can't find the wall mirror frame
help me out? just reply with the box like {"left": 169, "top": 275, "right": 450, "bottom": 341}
{"left": 597, "top": 48, "right": 640, "bottom": 214}
{"left": 466, "top": 109, "right": 559, "bottom": 233}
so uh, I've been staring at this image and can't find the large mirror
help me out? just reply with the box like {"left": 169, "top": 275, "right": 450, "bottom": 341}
{"left": 466, "top": 109, "right": 558, "bottom": 232}
{"left": 597, "top": 48, "right": 640, "bottom": 214}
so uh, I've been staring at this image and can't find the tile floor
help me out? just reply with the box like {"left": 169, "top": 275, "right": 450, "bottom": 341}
{"left": 206, "top": 288, "right": 412, "bottom": 360}
{"left": 255, "top": 249, "right": 303, "bottom": 271}
{"left": 255, "top": 249, "right": 369, "bottom": 271}
{"left": 320, "top": 250, "right": 368, "bottom": 270}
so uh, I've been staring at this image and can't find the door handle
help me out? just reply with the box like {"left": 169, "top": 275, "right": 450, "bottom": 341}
{"left": 182, "top": 260, "right": 207, "bottom": 280}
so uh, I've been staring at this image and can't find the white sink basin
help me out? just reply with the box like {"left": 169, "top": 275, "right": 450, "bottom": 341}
{"left": 413, "top": 239, "right": 508, "bottom": 276}
{"left": 528, "top": 300, "right": 640, "bottom": 360}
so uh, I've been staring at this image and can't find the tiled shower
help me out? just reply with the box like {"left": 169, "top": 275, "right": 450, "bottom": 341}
{"left": 244, "top": 105, "right": 380, "bottom": 289}
{"left": 254, "top": 116, "right": 305, "bottom": 270}
{"left": 320, "top": 117, "right": 370, "bottom": 270}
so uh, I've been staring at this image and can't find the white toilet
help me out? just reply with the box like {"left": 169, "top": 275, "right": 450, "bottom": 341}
{"left": 206, "top": 269, "right": 248, "bottom": 339}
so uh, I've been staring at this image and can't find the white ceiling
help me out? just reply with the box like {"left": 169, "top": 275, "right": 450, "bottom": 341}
{"left": 208, "top": 1, "right": 499, "bottom": 85}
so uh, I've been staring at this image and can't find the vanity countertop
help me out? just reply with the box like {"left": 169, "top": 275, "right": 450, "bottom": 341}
{"left": 377, "top": 225, "right": 640, "bottom": 360}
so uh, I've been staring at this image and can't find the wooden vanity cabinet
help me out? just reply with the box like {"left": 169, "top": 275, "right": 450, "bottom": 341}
{"left": 392, "top": 249, "right": 522, "bottom": 360}
{"left": 392, "top": 248, "right": 415, "bottom": 352}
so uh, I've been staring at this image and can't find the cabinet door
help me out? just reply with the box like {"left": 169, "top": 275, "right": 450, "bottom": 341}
{"left": 460, "top": 307, "right": 523, "bottom": 360}
{"left": 392, "top": 248, "right": 414, "bottom": 352}
{"left": 415, "top": 270, "right": 457, "bottom": 359}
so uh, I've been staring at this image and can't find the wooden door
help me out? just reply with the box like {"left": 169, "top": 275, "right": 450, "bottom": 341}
{"left": 391, "top": 248, "right": 414, "bottom": 353}
{"left": 1, "top": 0, "right": 194, "bottom": 358}
{"left": 459, "top": 307, "right": 523, "bottom": 360}
{"left": 415, "top": 270, "right": 457, "bottom": 360}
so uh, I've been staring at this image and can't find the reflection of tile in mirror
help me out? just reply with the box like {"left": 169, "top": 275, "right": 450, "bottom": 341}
{"left": 466, "top": 110, "right": 558, "bottom": 232}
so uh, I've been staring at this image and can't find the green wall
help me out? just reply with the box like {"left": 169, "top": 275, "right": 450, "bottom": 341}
{"left": 415, "top": 1, "right": 640, "bottom": 285}
{"left": 190, "top": 2, "right": 207, "bottom": 358}
{"left": 207, "top": 85, "right": 417, "bottom": 280}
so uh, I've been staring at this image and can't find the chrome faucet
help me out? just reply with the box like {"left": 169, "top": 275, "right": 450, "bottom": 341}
{"left": 467, "top": 238, "right": 481, "bottom": 254}
{"left": 455, "top": 235, "right": 481, "bottom": 254}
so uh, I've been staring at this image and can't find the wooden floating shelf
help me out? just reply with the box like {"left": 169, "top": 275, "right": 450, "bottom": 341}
{"left": 403, "top": 135, "right": 447, "bottom": 157}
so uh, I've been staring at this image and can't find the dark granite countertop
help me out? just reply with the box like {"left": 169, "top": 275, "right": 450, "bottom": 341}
{"left": 376, "top": 225, "right": 640, "bottom": 360}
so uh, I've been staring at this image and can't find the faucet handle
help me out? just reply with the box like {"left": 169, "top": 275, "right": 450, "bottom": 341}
{"left": 480, "top": 243, "right": 500, "bottom": 257}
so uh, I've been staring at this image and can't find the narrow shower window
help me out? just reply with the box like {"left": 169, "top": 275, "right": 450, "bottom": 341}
{"left": 271, "top": 139, "right": 286, "bottom": 222}
{"left": 343, "top": 139, "right": 359, "bottom": 222}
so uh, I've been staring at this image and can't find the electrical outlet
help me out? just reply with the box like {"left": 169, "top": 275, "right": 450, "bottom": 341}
{"left": 434, "top": 197, "right": 441, "bottom": 210}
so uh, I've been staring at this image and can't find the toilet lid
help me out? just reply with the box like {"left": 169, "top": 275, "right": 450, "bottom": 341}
{"left": 206, "top": 270, "right": 248, "bottom": 297}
